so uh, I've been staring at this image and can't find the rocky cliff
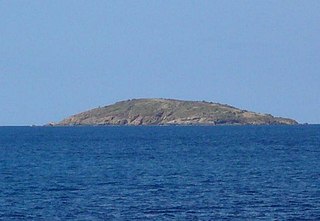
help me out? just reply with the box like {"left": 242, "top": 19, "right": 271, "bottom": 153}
{"left": 52, "top": 98, "right": 297, "bottom": 126}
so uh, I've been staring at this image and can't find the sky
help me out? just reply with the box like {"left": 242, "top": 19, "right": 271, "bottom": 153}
{"left": 0, "top": 0, "right": 319, "bottom": 125}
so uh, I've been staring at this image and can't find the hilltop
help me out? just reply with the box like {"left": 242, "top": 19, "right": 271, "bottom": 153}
{"left": 51, "top": 98, "right": 297, "bottom": 126}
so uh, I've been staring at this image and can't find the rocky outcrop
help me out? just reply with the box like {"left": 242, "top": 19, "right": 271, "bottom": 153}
{"left": 52, "top": 98, "right": 298, "bottom": 126}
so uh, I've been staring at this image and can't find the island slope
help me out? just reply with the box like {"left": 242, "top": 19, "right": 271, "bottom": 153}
{"left": 52, "top": 98, "right": 297, "bottom": 126}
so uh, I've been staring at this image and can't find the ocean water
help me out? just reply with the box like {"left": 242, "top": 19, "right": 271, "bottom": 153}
{"left": 0, "top": 125, "right": 319, "bottom": 220}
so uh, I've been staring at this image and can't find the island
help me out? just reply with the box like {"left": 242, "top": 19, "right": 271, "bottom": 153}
{"left": 51, "top": 98, "right": 297, "bottom": 126}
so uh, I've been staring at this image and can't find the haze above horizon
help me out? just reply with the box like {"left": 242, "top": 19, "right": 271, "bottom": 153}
{"left": 1, "top": 1, "right": 319, "bottom": 125}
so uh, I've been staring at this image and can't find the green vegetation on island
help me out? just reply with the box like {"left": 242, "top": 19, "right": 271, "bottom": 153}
{"left": 51, "top": 98, "right": 297, "bottom": 126}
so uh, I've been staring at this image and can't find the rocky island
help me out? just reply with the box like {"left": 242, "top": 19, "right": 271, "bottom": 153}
{"left": 51, "top": 98, "right": 298, "bottom": 126}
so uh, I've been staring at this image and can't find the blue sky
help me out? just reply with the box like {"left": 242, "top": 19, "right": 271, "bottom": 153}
{"left": 1, "top": 0, "right": 319, "bottom": 125}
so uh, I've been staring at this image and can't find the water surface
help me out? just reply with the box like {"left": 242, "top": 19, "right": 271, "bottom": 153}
{"left": 0, "top": 125, "right": 319, "bottom": 220}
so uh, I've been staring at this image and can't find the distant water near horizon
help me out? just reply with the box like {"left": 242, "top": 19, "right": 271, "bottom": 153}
{"left": 0, "top": 125, "right": 319, "bottom": 220}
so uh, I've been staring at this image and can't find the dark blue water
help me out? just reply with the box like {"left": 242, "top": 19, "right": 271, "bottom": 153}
{"left": 0, "top": 126, "right": 319, "bottom": 220}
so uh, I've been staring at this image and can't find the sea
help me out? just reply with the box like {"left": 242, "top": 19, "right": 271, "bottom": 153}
{"left": 0, "top": 125, "right": 319, "bottom": 220}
